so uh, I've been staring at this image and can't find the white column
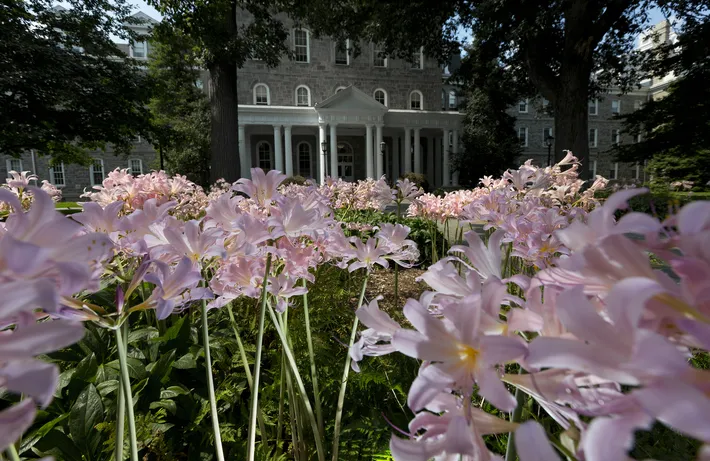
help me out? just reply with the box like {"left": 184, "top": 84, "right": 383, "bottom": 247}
{"left": 365, "top": 124, "right": 374, "bottom": 178}
{"left": 393, "top": 136, "right": 400, "bottom": 180}
{"left": 403, "top": 127, "right": 412, "bottom": 173}
{"left": 375, "top": 124, "right": 384, "bottom": 178}
{"left": 442, "top": 129, "right": 451, "bottom": 186}
{"left": 319, "top": 124, "right": 327, "bottom": 184}
{"left": 284, "top": 125, "right": 293, "bottom": 177}
{"left": 427, "top": 135, "right": 434, "bottom": 185}
{"left": 330, "top": 124, "right": 338, "bottom": 179}
{"left": 413, "top": 128, "right": 422, "bottom": 174}
{"left": 273, "top": 125, "right": 283, "bottom": 172}
{"left": 238, "top": 124, "right": 247, "bottom": 179}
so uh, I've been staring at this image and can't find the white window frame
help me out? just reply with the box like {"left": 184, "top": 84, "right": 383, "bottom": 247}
{"left": 293, "top": 28, "right": 310, "bottom": 63}
{"left": 373, "top": 45, "right": 387, "bottom": 68}
{"left": 612, "top": 129, "right": 620, "bottom": 145}
{"left": 373, "top": 88, "right": 388, "bottom": 107}
{"left": 131, "top": 39, "right": 147, "bottom": 59}
{"left": 542, "top": 127, "right": 553, "bottom": 146}
{"left": 635, "top": 133, "right": 642, "bottom": 143}
{"left": 612, "top": 162, "right": 619, "bottom": 180}
{"left": 589, "top": 128, "right": 598, "bottom": 148}
{"left": 448, "top": 90, "right": 457, "bottom": 110}
{"left": 90, "top": 159, "right": 105, "bottom": 186}
{"left": 129, "top": 158, "right": 143, "bottom": 176}
{"left": 297, "top": 141, "right": 312, "bottom": 177}
{"left": 518, "top": 127, "right": 529, "bottom": 147}
{"left": 49, "top": 162, "right": 66, "bottom": 187}
{"left": 295, "top": 85, "right": 311, "bottom": 106}
{"left": 334, "top": 39, "right": 350, "bottom": 65}
{"left": 611, "top": 99, "right": 621, "bottom": 115}
{"left": 518, "top": 99, "right": 528, "bottom": 113}
{"left": 253, "top": 84, "right": 270, "bottom": 105}
{"left": 6, "top": 158, "right": 22, "bottom": 175}
{"left": 409, "top": 90, "right": 424, "bottom": 110}
{"left": 589, "top": 100, "right": 599, "bottom": 116}
{"left": 256, "top": 141, "right": 272, "bottom": 171}
{"left": 412, "top": 47, "right": 424, "bottom": 69}
{"left": 591, "top": 160, "right": 598, "bottom": 177}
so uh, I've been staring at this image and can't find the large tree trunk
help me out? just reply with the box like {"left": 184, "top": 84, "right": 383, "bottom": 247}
{"left": 209, "top": 60, "right": 240, "bottom": 184}
{"left": 554, "top": 68, "right": 591, "bottom": 180}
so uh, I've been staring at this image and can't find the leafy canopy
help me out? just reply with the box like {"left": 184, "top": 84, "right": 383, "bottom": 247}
{"left": 0, "top": 0, "right": 155, "bottom": 164}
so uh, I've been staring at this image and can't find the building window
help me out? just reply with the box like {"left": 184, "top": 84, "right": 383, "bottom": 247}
{"left": 612, "top": 100, "right": 621, "bottom": 115}
{"left": 518, "top": 99, "right": 528, "bottom": 113}
{"left": 335, "top": 39, "right": 350, "bottom": 65}
{"left": 257, "top": 141, "right": 272, "bottom": 171}
{"left": 611, "top": 129, "right": 620, "bottom": 145}
{"left": 374, "top": 89, "right": 387, "bottom": 106}
{"left": 295, "top": 85, "right": 311, "bottom": 106}
{"left": 6, "top": 158, "right": 22, "bottom": 175}
{"left": 542, "top": 127, "right": 553, "bottom": 146}
{"left": 253, "top": 84, "right": 270, "bottom": 105}
{"left": 50, "top": 163, "right": 65, "bottom": 186}
{"left": 409, "top": 90, "right": 423, "bottom": 110}
{"left": 297, "top": 142, "right": 311, "bottom": 177}
{"left": 589, "top": 100, "right": 598, "bottom": 115}
{"left": 294, "top": 29, "right": 310, "bottom": 63}
{"left": 634, "top": 100, "right": 643, "bottom": 111}
{"left": 132, "top": 40, "right": 146, "bottom": 59}
{"left": 373, "top": 45, "right": 387, "bottom": 67}
{"left": 90, "top": 159, "right": 105, "bottom": 186}
{"left": 412, "top": 47, "right": 424, "bottom": 69}
{"left": 635, "top": 133, "right": 642, "bottom": 143}
{"left": 518, "top": 127, "right": 528, "bottom": 147}
{"left": 129, "top": 159, "right": 143, "bottom": 176}
{"left": 542, "top": 98, "right": 550, "bottom": 108}
{"left": 448, "top": 91, "right": 457, "bottom": 110}
{"left": 610, "top": 162, "right": 619, "bottom": 179}
{"left": 589, "top": 128, "right": 598, "bottom": 147}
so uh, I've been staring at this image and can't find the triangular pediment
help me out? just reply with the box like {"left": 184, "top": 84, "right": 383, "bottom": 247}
{"left": 126, "top": 11, "right": 158, "bottom": 27}
{"left": 315, "top": 85, "right": 388, "bottom": 113}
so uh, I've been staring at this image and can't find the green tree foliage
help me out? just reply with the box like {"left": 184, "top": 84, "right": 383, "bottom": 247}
{"left": 615, "top": 18, "right": 710, "bottom": 187}
{"left": 0, "top": 0, "right": 154, "bottom": 164}
{"left": 454, "top": 41, "right": 525, "bottom": 186}
{"left": 147, "top": 34, "right": 211, "bottom": 186}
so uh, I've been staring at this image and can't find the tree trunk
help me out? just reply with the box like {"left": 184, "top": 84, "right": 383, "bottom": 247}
{"left": 554, "top": 68, "right": 591, "bottom": 180}
{"left": 209, "top": 60, "right": 240, "bottom": 184}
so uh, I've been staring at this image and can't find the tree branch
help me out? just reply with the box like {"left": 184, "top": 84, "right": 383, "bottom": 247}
{"left": 591, "top": 0, "right": 636, "bottom": 43}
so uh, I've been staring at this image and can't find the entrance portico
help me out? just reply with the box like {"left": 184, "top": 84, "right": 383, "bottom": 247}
{"left": 237, "top": 85, "right": 464, "bottom": 187}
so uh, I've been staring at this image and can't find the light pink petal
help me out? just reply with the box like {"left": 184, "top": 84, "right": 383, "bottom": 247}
{"left": 0, "top": 320, "right": 85, "bottom": 360}
{"left": 407, "top": 366, "right": 454, "bottom": 412}
{"left": 390, "top": 434, "right": 444, "bottom": 461}
{"left": 515, "top": 421, "right": 560, "bottom": 461}
{"left": 604, "top": 277, "right": 664, "bottom": 334}
{"left": 480, "top": 335, "right": 527, "bottom": 365}
{"left": 554, "top": 287, "right": 626, "bottom": 350}
{"left": 476, "top": 368, "right": 517, "bottom": 412}
{"left": 507, "top": 309, "right": 544, "bottom": 333}
{"left": 0, "top": 399, "right": 37, "bottom": 452}
{"left": 402, "top": 298, "right": 451, "bottom": 340}
{"left": 582, "top": 411, "right": 653, "bottom": 461}
{"left": 445, "top": 416, "right": 477, "bottom": 455}
{"left": 677, "top": 201, "right": 710, "bottom": 235}
{"left": 0, "top": 359, "right": 57, "bottom": 407}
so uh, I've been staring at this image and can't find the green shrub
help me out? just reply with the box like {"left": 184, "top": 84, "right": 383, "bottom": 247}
{"left": 400, "top": 172, "right": 429, "bottom": 193}
{"left": 281, "top": 175, "right": 307, "bottom": 187}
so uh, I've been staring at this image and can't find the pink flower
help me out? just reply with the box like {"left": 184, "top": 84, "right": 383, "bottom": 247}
{"left": 233, "top": 168, "right": 286, "bottom": 207}
{"left": 347, "top": 237, "right": 389, "bottom": 272}
{"left": 267, "top": 274, "right": 308, "bottom": 313}
{"left": 144, "top": 257, "right": 213, "bottom": 319}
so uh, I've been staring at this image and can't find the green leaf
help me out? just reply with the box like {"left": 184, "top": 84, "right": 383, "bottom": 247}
{"left": 160, "top": 385, "right": 190, "bottom": 399}
{"left": 33, "top": 429, "right": 83, "bottom": 461}
{"left": 128, "top": 326, "right": 159, "bottom": 344}
{"left": 69, "top": 383, "right": 104, "bottom": 455}
{"left": 19, "top": 412, "right": 69, "bottom": 453}
{"left": 107, "top": 357, "right": 148, "bottom": 380}
{"left": 147, "top": 349, "right": 176, "bottom": 383}
{"left": 173, "top": 352, "right": 197, "bottom": 369}
{"left": 96, "top": 379, "right": 120, "bottom": 398}
{"left": 54, "top": 368, "right": 75, "bottom": 398}
{"left": 74, "top": 352, "right": 98, "bottom": 382}
{"left": 149, "top": 399, "right": 177, "bottom": 415}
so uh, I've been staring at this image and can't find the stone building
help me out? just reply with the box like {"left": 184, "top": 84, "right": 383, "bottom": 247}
{"left": 1, "top": 10, "right": 678, "bottom": 198}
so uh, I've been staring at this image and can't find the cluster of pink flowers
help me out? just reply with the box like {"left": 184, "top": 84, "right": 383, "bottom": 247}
{"left": 81, "top": 168, "right": 219, "bottom": 220}
{"left": 281, "top": 176, "right": 394, "bottom": 211}
{"left": 0, "top": 170, "right": 62, "bottom": 213}
{"left": 353, "top": 173, "right": 710, "bottom": 460}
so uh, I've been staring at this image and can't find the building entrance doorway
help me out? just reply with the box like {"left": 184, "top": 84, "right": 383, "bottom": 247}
{"left": 337, "top": 142, "right": 354, "bottom": 181}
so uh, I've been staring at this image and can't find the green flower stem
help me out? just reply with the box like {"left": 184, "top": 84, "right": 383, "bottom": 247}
{"left": 266, "top": 302, "right": 326, "bottom": 461}
{"left": 5, "top": 444, "right": 20, "bottom": 461}
{"left": 201, "top": 298, "right": 225, "bottom": 461}
{"left": 114, "top": 321, "right": 127, "bottom": 461}
{"left": 280, "top": 306, "right": 304, "bottom": 459}
{"left": 227, "top": 304, "right": 267, "bottom": 440}
{"left": 115, "top": 323, "right": 138, "bottom": 461}
{"left": 276, "top": 352, "right": 285, "bottom": 451}
{"left": 331, "top": 273, "right": 370, "bottom": 461}
{"left": 301, "top": 279, "right": 324, "bottom": 436}
{"left": 247, "top": 253, "right": 272, "bottom": 461}
{"left": 504, "top": 385, "right": 527, "bottom": 461}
